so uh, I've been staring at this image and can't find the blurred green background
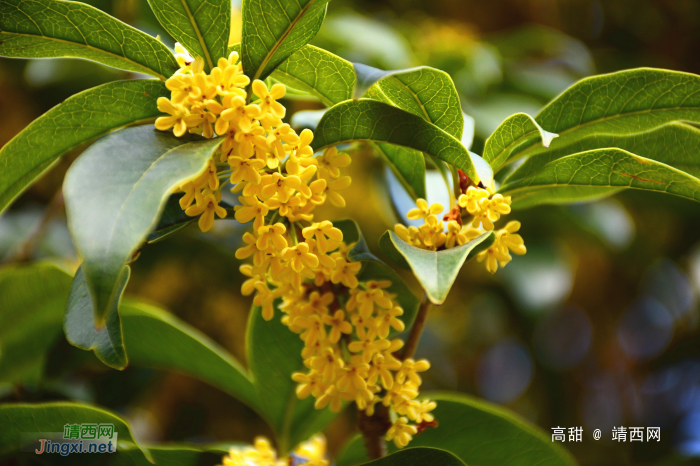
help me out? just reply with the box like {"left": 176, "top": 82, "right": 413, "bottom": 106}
{"left": 2, "top": 1, "right": 700, "bottom": 465}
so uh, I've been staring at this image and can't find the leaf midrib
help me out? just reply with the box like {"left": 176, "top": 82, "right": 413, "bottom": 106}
{"left": 178, "top": 0, "right": 214, "bottom": 70}
{"left": 0, "top": 31, "right": 167, "bottom": 80}
{"left": 252, "top": 0, "right": 320, "bottom": 80}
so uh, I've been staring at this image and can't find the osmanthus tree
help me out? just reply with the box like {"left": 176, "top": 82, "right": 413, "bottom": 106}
{"left": 1, "top": 0, "right": 700, "bottom": 464}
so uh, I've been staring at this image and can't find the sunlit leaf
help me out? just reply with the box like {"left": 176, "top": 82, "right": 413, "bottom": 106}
{"left": 371, "top": 143, "right": 426, "bottom": 200}
{"left": 482, "top": 113, "right": 558, "bottom": 172}
{"left": 0, "top": 263, "right": 72, "bottom": 384}
{"left": 509, "top": 121, "right": 700, "bottom": 182}
{"left": 241, "top": 0, "right": 330, "bottom": 80}
{"left": 146, "top": 194, "right": 235, "bottom": 244}
{"left": 272, "top": 45, "right": 356, "bottom": 106}
{"left": 0, "top": 0, "right": 178, "bottom": 79}
{"left": 499, "top": 148, "right": 700, "bottom": 209}
{"left": 63, "top": 126, "right": 221, "bottom": 327}
{"left": 500, "top": 68, "right": 700, "bottom": 175}
{"left": 0, "top": 80, "right": 168, "bottom": 215}
{"left": 313, "top": 99, "right": 479, "bottom": 182}
{"left": 379, "top": 230, "right": 494, "bottom": 305}
{"left": 147, "top": 0, "right": 230, "bottom": 72}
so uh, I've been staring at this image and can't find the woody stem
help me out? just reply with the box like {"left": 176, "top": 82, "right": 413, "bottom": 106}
{"left": 402, "top": 292, "right": 432, "bottom": 360}
{"left": 357, "top": 404, "right": 391, "bottom": 460}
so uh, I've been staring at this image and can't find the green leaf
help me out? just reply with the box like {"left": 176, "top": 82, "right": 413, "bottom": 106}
{"left": 241, "top": 0, "right": 331, "bottom": 80}
{"left": 0, "top": 402, "right": 150, "bottom": 462}
{"left": 121, "top": 299, "right": 261, "bottom": 412}
{"left": 313, "top": 99, "right": 479, "bottom": 182}
{"left": 508, "top": 121, "right": 700, "bottom": 183}
{"left": 379, "top": 230, "right": 494, "bottom": 305}
{"left": 500, "top": 68, "right": 700, "bottom": 174}
{"left": 365, "top": 66, "right": 464, "bottom": 140}
{"left": 147, "top": 0, "right": 230, "bottom": 71}
{"left": 372, "top": 143, "right": 425, "bottom": 201}
{"left": 336, "top": 219, "right": 420, "bottom": 326}
{"left": 0, "top": 262, "right": 72, "bottom": 384}
{"left": 63, "top": 126, "right": 220, "bottom": 327}
{"left": 0, "top": 80, "right": 168, "bottom": 215}
{"left": 361, "top": 448, "right": 466, "bottom": 466}
{"left": 246, "top": 303, "right": 338, "bottom": 455}
{"left": 499, "top": 148, "right": 700, "bottom": 209}
{"left": 481, "top": 113, "right": 559, "bottom": 172}
{"left": 336, "top": 393, "right": 576, "bottom": 466}
{"left": 64, "top": 265, "right": 130, "bottom": 369}
{"left": 272, "top": 45, "right": 356, "bottom": 107}
{"left": 0, "top": 0, "right": 178, "bottom": 79}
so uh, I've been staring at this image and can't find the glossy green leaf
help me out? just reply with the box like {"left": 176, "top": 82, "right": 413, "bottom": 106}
{"left": 365, "top": 66, "right": 464, "bottom": 139}
{"left": 313, "top": 99, "right": 479, "bottom": 182}
{"left": 0, "top": 263, "right": 72, "bottom": 384}
{"left": 121, "top": 299, "right": 261, "bottom": 412}
{"left": 272, "top": 45, "right": 356, "bottom": 106}
{"left": 147, "top": 0, "right": 230, "bottom": 71}
{"left": 0, "top": 402, "right": 150, "bottom": 461}
{"left": 241, "top": 0, "right": 331, "bottom": 80}
{"left": 509, "top": 121, "right": 700, "bottom": 183}
{"left": 64, "top": 265, "right": 130, "bottom": 369}
{"left": 337, "top": 219, "right": 420, "bottom": 326}
{"left": 482, "top": 113, "right": 558, "bottom": 172}
{"left": 501, "top": 68, "right": 700, "bottom": 174}
{"left": 499, "top": 148, "right": 700, "bottom": 209}
{"left": 111, "top": 445, "right": 228, "bottom": 466}
{"left": 246, "top": 303, "right": 338, "bottom": 455}
{"left": 336, "top": 393, "right": 576, "bottom": 466}
{"left": 379, "top": 230, "right": 494, "bottom": 305}
{"left": 362, "top": 448, "right": 466, "bottom": 466}
{"left": 0, "top": 80, "right": 168, "bottom": 215}
{"left": 63, "top": 126, "right": 220, "bottom": 327}
{"left": 0, "top": 0, "right": 178, "bottom": 79}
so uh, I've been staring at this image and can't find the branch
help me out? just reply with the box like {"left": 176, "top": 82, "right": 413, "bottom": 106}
{"left": 402, "top": 292, "right": 432, "bottom": 360}
{"left": 357, "top": 404, "right": 391, "bottom": 460}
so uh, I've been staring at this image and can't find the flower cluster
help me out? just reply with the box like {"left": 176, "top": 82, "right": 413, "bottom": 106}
{"left": 158, "top": 44, "right": 434, "bottom": 450}
{"left": 394, "top": 177, "right": 526, "bottom": 273}
{"left": 219, "top": 435, "right": 329, "bottom": 466}
{"left": 155, "top": 44, "right": 352, "bottom": 232}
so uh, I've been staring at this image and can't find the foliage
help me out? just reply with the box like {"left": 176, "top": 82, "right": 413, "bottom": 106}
{"left": 2, "top": 0, "right": 700, "bottom": 464}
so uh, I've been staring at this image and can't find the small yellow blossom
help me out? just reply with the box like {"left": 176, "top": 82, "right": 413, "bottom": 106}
{"left": 386, "top": 417, "right": 418, "bottom": 448}
{"left": 407, "top": 198, "right": 443, "bottom": 220}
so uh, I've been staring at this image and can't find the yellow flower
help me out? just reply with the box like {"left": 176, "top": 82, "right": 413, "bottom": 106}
{"left": 396, "top": 358, "right": 431, "bottom": 386}
{"left": 477, "top": 220, "right": 526, "bottom": 273}
{"left": 302, "top": 221, "right": 343, "bottom": 254}
{"left": 301, "top": 291, "right": 334, "bottom": 316}
{"left": 348, "top": 329, "right": 391, "bottom": 363}
{"left": 220, "top": 95, "right": 261, "bottom": 132}
{"left": 265, "top": 194, "right": 301, "bottom": 217}
{"left": 322, "top": 310, "right": 353, "bottom": 343}
{"left": 155, "top": 97, "right": 189, "bottom": 137}
{"left": 253, "top": 281, "right": 277, "bottom": 321}
{"left": 330, "top": 257, "right": 361, "bottom": 288}
{"left": 174, "top": 42, "right": 194, "bottom": 70}
{"left": 239, "top": 264, "right": 264, "bottom": 296}
{"left": 324, "top": 176, "right": 352, "bottom": 207}
{"left": 252, "top": 79, "right": 286, "bottom": 119}
{"left": 415, "top": 399, "right": 437, "bottom": 423}
{"left": 184, "top": 190, "right": 227, "bottom": 232}
{"left": 315, "top": 384, "right": 351, "bottom": 413}
{"left": 376, "top": 306, "right": 405, "bottom": 339}
{"left": 407, "top": 198, "right": 443, "bottom": 220}
{"left": 308, "top": 346, "right": 345, "bottom": 382}
{"left": 457, "top": 186, "right": 489, "bottom": 215}
{"left": 282, "top": 242, "right": 319, "bottom": 272}
{"left": 235, "top": 231, "right": 265, "bottom": 266}
{"left": 386, "top": 417, "right": 418, "bottom": 448}
{"left": 286, "top": 128, "right": 315, "bottom": 175}
{"left": 260, "top": 173, "right": 301, "bottom": 203}
{"left": 336, "top": 360, "right": 370, "bottom": 393}
{"left": 294, "top": 314, "right": 327, "bottom": 346}
{"left": 228, "top": 156, "right": 265, "bottom": 185}
{"left": 256, "top": 223, "right": 287, "bottom": 251}
{"left": 292, "top": 371, "right": 327, "bottom": 399}
{"left": 234, "top": 195, "right": 269, "bottom": 229}
{"left": 394, "top": 224, "right": 422, "bottom": 247}
{"left": 317, "top": 147, "right": 351, "bottom": 179}
{"left": 294, "top": 435, "right": 330, "bottom": 466}
{"left": 267, "top": 123, "right": 299, "bottom": 161}
{"left": 367, "top": 352, "right": 401, "bottom": 389}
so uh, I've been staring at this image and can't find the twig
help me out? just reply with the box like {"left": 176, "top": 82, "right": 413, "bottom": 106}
{"left": 402, "top": 292, "right": 432, "bottom": 360}
{"left": 357, "top": 404, "right": 391, "bottom": 460}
